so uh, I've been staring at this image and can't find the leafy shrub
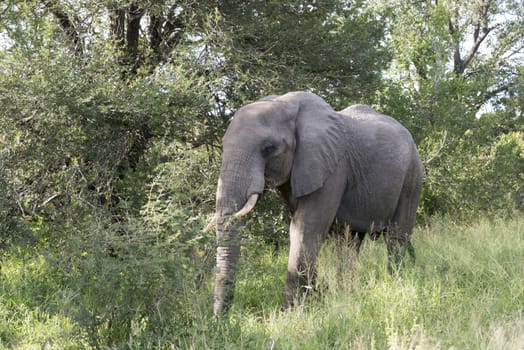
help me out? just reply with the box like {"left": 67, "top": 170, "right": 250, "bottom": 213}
{"left": 420, "top": 131, "right": 523, "bottom": 216}
{"left": 0, "top": 144, "right": 217, "bottom": 348}
{"left": 41, "top": 144, "right": 218, "bottom": 348}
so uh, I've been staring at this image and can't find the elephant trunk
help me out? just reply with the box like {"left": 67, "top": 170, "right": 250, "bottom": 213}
{"left": 214, "top": 214, "right": 242, "bottom": 316}
{"left": 213, "top": 194, "right": 260, "bottom": 316}
{"left": 212, "top": 151, "right": 264, "bottom": 316}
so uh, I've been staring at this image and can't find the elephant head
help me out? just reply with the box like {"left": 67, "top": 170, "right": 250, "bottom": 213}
{"left": 208, "top": 92, "right": 348, "bottom": 315}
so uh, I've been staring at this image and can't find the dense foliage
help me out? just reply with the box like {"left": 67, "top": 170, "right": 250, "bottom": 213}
{"left": 0, "top": 0, "right": 522, "bottom": 348}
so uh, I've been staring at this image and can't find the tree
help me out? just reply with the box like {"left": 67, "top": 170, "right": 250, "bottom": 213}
{"left": 0, "top": 0, "right": 391, "bottom": 218}
{"left": 373, "top": 0, "right": 523, "bottom": 214}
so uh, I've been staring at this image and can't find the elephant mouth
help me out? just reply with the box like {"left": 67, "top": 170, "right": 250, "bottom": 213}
{"left": 264, "top": 171, "right": 286, "bottom": 188}
{"left": 264, "top": 176, "right": 276, "bottom": 187}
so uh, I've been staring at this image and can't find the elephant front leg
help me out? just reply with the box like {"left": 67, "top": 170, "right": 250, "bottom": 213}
{"left": 284, "top": 221, "right": 320, "bottom": 308}
{"left": 283, "top": 187, "right": 345, "bottom": 308}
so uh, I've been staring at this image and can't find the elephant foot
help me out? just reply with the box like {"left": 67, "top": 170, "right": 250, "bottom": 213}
{"left": 284, "top": 272, "right": 316, "bottom": 310}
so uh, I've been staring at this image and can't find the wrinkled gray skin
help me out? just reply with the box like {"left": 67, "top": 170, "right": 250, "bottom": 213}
{"left": 211, "top": 91, "right": 423, "bottom": 316}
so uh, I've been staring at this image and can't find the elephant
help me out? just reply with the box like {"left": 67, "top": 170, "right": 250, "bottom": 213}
{"left": 206, "top": 91, "right": 423, "bottom": 316}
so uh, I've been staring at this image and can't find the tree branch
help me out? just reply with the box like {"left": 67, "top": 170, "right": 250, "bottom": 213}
{"left": 449, "top": 1, "right": 497, "bottom": 75}
{"left": 43, "top": 0, "right": 82, "bottom": 54}
{"left": 148, "top": 14, "right": 163, "bottom": 61}
{"left": 460, "top": 26, "right": 493, "bottom": 73}
{"left": 110, "top": 8, "right": 125, "bottom": 48}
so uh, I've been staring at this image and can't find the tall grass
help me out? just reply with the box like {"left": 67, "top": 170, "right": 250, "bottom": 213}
{"left": 1, "top": 215, "right": 523, "bottom": 349}
{"left": 184, "top": 215, "right": 524, "bottom": 349}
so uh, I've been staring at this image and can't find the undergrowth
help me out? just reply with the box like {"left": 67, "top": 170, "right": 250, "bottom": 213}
{"left": 1, "top": 215, "right": 523, "bottom": 349}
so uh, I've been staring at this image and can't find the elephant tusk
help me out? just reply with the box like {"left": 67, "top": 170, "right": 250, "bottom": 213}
{"left": 204, "top": 194, "right": 259, "bottom": 232}
{"left": 233, "top": 193, "right": 259, "bottom": 218}
{"left": 203, "top": 214, "right": 217, "bottom": 232}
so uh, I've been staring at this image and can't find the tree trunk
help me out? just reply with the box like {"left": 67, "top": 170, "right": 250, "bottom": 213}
{"left": 126, "top": 3, "right": 143, "bottom": 70}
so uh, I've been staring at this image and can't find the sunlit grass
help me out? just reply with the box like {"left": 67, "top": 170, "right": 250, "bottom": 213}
{"left": 208, "top": 214, "right": 524, "bottom": 349}
{"left": 0, "top": 254, "right": 87, "bottom": 349}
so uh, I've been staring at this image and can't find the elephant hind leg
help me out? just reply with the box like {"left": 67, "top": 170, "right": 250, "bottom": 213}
{"left": 330, "top": 219, "right": 366, "bottom": 253}
{"left": 385, "top": 228, "right": 407, "bottom": 273}
{"left": 386, "top": 191, "right": 419, "bottom": 273}
{"left": 406, "top": 239, "right": 415, "bottom": 261}
{"left": 320, "top": 219, "right": 364, "bottom": 293}
{"left": 385, "top": 229, "right": 415, "bottom": 272}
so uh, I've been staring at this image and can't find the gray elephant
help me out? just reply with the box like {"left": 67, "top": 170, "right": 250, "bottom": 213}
{"left": 206, "top": 91, "right": 423, "bottom": 316}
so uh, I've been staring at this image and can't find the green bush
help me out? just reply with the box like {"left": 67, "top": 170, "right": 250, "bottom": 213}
{"left": 49, "top": 145, "right": 218, "bottom": 348}
{"left": 0, "top": 145, "right": 218, "bottom": 349}
{"left": 420, "top": 131, "right": 523, "bottom": 216}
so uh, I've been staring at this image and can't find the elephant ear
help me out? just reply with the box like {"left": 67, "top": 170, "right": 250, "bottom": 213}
{"left": 290, "top": 95, "right": 348, "bottom": 198}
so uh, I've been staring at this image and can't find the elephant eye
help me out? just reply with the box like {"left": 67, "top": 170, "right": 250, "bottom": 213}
{"left": 261, "top": 143, "right": 277, "bottom": 158}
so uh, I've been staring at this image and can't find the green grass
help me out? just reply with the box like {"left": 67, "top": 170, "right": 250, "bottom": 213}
{"left": 1, "top": 215, "right": 523, "bottom": 349}
{"left": 0, "top": 254, "right": 88, "bottom": 349}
